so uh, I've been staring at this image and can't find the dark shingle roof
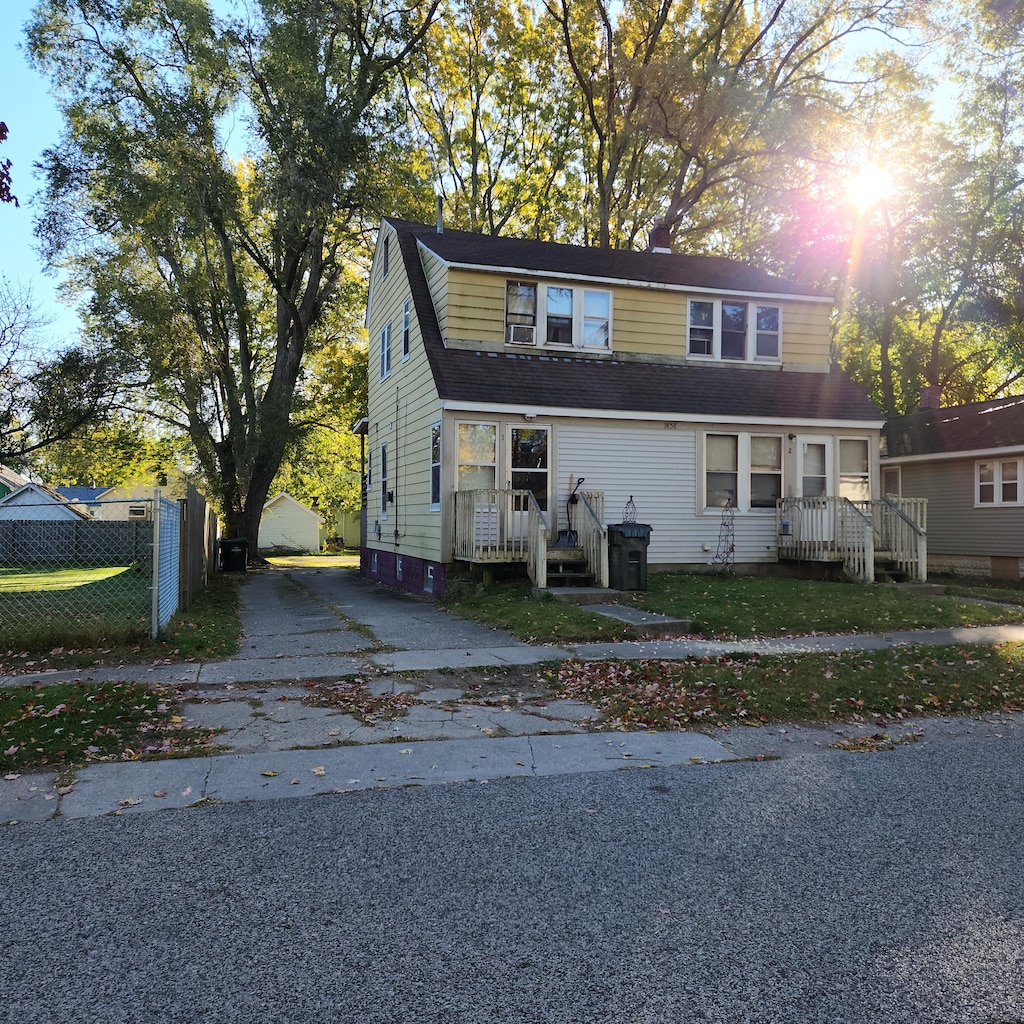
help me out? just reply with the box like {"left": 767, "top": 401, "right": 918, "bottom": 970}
{"left": 389, "top": 218, "right": 879, "bottom": 424}
{"left": 435, "top": 350, "right": 881, "bottom": 421}
{"left": 883, "top": 396, "right": 1024, "bottom": 458}
{"left": 386, "top": 218, "right": 827, "bottom": 298}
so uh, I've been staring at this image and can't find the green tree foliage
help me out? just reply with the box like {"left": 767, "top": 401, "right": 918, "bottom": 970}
{"left": 547, "top": 0, "right": 923, "bottom": 250}
{"left": 28, "top": 0, "right": 438, "bottom": 549}
{"left": 403, "top": 0, "right": 585, "bottom": 239}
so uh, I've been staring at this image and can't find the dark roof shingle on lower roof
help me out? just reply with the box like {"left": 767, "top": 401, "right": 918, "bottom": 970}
{"left": 438, "top": 349, "right": 882, "bottom": 422}
{"left": 883, "top": 396, "right": 1024, "bottom": 458}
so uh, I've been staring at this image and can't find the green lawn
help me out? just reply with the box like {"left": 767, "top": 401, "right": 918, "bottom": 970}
{"left": 0, "top": 563, "right": 151, "bottom": 649}
{"left": 452, "top": 572, "right": 1024, "bottom": 643}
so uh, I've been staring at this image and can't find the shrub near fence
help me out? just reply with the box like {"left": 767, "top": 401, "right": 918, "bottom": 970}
{"left": 0, "top": 492, "right": 202, "bottom": 650}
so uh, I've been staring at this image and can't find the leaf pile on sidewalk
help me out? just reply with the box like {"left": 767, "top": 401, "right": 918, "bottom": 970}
{"left": 0, "top": 682, "right": 221, "bottom": 772}
{"left": 302, "top": 679, "right": 414, "bottom": 723}
{"left": 555, "top": 643, "right": 1024, "bottom": 731}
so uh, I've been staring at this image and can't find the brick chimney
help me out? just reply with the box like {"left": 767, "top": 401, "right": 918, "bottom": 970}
{"left": 919, "top": 385, "right": 941, "bottom": 411}
{"left": 648, "top": 218, "right": 672, "bottom": 253}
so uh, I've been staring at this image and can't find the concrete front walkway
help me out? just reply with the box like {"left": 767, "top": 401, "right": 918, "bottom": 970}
{"left": 2, "top": 563, "right": 1024, "bottom": 823}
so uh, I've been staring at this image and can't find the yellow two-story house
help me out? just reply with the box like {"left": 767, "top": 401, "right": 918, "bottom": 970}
{"left": 362, "top": 217, "right": 924, "bottom": 598}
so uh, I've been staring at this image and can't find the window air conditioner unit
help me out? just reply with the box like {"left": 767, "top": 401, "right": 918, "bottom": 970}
{"left": 507, "top": 323, "right": 537, "bottom": 346}
{"left": 127, "top": 504, "right": 151, "bottom": 520}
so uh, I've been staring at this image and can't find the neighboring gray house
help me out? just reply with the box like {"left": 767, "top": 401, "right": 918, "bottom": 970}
{"left": 0, "top": 482, "right": 93, "bottom": 521}
{"left": 882, "top": 394, "right": 1024, "bottom": 579}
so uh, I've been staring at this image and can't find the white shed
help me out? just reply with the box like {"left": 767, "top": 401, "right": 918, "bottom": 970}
{"left": 259, "top": 492, "right": 323, "bottom": 553}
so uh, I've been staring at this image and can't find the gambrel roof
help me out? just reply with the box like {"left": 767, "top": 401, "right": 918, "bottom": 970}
{"left": 389, "top": 218, "right": 882, "bottom": 425}
{"left": 883, "top": 395, "right": 1024, "bottom": 459}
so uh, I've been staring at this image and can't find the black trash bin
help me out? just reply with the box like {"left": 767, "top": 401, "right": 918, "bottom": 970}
{"left": 218, "top": 538, "right": 249, "bottom": 572}
{"left": 607, "top": 523, "right": 652, "bottom": 591}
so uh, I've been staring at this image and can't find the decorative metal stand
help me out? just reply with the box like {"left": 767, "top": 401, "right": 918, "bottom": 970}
{"left": 623, "top": 495, "right": 637, "bottom": 523}
{"left": 712, "top": 505, "right": 735, "bottom": 570}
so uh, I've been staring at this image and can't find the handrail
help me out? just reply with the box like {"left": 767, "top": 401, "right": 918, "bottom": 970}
{"left": 577, "top": 490, "right": 608, "bottom": 588}
{"left": 525, "top": 491, "right": 549, "bottom": 588}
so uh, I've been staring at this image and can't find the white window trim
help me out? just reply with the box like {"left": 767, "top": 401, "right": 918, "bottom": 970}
{"left": 379, "top": 321, "right": 392, "bottom": 381}
{"left": 402, "top": 299, "right": 411, "bottom": 361}
{"left": 455, "top": 420, "right": 498, "bottom": 491}
{"left": 688, "top": 299, "right": 782, "bottom": 363}
{"left": 505, "top": 280, "right": 613, "bottom": 352}
{"left": 703, "top": 431, "right": 784, "bottom": 513}
{"left": 429, "top": 420, "right": 442, "bottom": 511}
{"left": 976, "top": 457, "right": 1023, "bottom": 507}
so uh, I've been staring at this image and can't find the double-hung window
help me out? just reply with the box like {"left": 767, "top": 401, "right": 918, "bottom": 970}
{"left": 506, "top": 280, "right": 612, "bottom": 350}
{"left": 379, "top": 322, "right": 392, "bottom": 380}
{"left": 705, "top": 432, "right": 782, "bottom": 511}
{"left": 379, "top": 443, "right": 388, "bottom": 516}
{"left": 402, "top": 299, "right": 411, "bottom": 360}
{"left": 688, "top": 300, "right": 782, "bottom": 362}
{"left": 978, "top": 458, "right": 1023, "bottom": 506}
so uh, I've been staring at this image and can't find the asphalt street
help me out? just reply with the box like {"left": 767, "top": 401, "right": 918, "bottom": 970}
{"left": 3, "top": 722, "right": 1023, "bottom": 1024}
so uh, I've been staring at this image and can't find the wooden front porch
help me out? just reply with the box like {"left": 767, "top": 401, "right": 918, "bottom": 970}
{"left": 777, "top": 496, "right": 927, "bottom": 583}
{"left": 453, "top": 488, "right": 609, "bottom": 589}
{"left": 453, "top": 491, "right": 928, "bottom": 587}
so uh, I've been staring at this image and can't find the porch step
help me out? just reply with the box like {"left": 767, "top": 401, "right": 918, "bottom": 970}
{"left": 546, "top": 570, "right": 595, "bottom": 587}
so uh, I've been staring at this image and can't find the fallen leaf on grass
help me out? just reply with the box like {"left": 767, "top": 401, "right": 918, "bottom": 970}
{"left": 261, "top": 770, "right": 279, "bottom": 777}
{"left": 311, "top": 766, "right": 325, "bottom": 777}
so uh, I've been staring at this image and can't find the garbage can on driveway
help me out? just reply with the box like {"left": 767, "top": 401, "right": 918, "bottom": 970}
{"left": 607, "top": 523, "right": 652, "bottom": 591}
{"left": 218, "top": 538, "right": 249, "bottom": 572}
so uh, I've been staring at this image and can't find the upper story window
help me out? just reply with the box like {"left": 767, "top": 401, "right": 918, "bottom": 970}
{"left": 978, "top": 458, "right": 1022, "bottom": 506}
{"left": 402, "top": 299, "right": 411, "bottom": 360}
{"left": 688, "top": 299, "right": 782, "bottom": 362}
{"left": 505, "top": 280, "right": 612, "bottom": 351}
{"left": 381, "top": 237, "right": 390, "bottom": 278}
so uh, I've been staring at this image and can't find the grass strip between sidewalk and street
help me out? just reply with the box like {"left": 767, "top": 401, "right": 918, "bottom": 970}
{"left": 0, "top": 681, "right": 222, "bottom": 773}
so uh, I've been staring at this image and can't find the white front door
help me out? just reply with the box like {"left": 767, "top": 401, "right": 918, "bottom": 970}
{"left": 507, "top": 425, "right": 550, "bottom": 540}
{"left": 797, "top": 436, "right": 834, "bottom": 541}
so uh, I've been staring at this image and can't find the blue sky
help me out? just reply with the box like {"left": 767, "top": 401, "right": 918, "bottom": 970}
{"left": 0, "top": 1, "right": 80, "bottom": 347}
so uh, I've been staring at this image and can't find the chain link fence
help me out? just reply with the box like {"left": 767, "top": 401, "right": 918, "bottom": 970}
{"left": 0, "top": 493, "right": 193, "bottom": 650}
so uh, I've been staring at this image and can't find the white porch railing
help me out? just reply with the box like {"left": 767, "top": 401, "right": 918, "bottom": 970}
{"left": 453, "top": 489, "right": 532, "bottom": 563}
{"left": 526, "top": 492, "right": 549, "bottom": 589}
{"left": 577, "top": 490, "right": 608, "bottom": 588}
{"left": 777, "top": 497, "right": 927, "bottom": 583}
{"left": 453, "top": 488, "right": 608, "bottom": 589}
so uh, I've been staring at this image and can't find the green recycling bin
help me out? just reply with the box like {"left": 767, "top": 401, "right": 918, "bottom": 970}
{"left": 607, "top": 523, "right": 652, "bottom": 591}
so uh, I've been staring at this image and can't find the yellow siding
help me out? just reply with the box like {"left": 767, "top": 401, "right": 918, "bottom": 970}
{"left": 366, "top": 223, "right": 445, "bottom": 564}
{"left": 437, "top": 267, "right": 833, "bottom": 363}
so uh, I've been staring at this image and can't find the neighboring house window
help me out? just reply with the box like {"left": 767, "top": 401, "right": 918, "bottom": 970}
{"left": 381, "top": 236, "right": 389, "bottom": 278}
{"left": 379, "top": 322, "right": 392, "bottom": 380}
{"left": 402, "top": 299, "right": 411, "bottom": 360}
{"left": 978, "top": 458, "right": 1023, "bottom": 506}
{"left": 429, "top": 421, "right": 442, "bottom": 510}
{"left": 688, "top": 300, "right": 782, "bottom": 362}
{"left": 505, "top": 280, "right": 611, "bottom": 350}
{"left": 457, "top": 423, "right": 496, "bottom": 489}
{"left": 705, "top": 432, "right": 782, "bottom": 511}
{"left": 882, "top": 466, "right": 901, "bottom": 497}
{"left": 379, "top": 443, "right": 388, "bottom": 516}
{"left": 839, "top": 439, "right": 870, "bottom": 501}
